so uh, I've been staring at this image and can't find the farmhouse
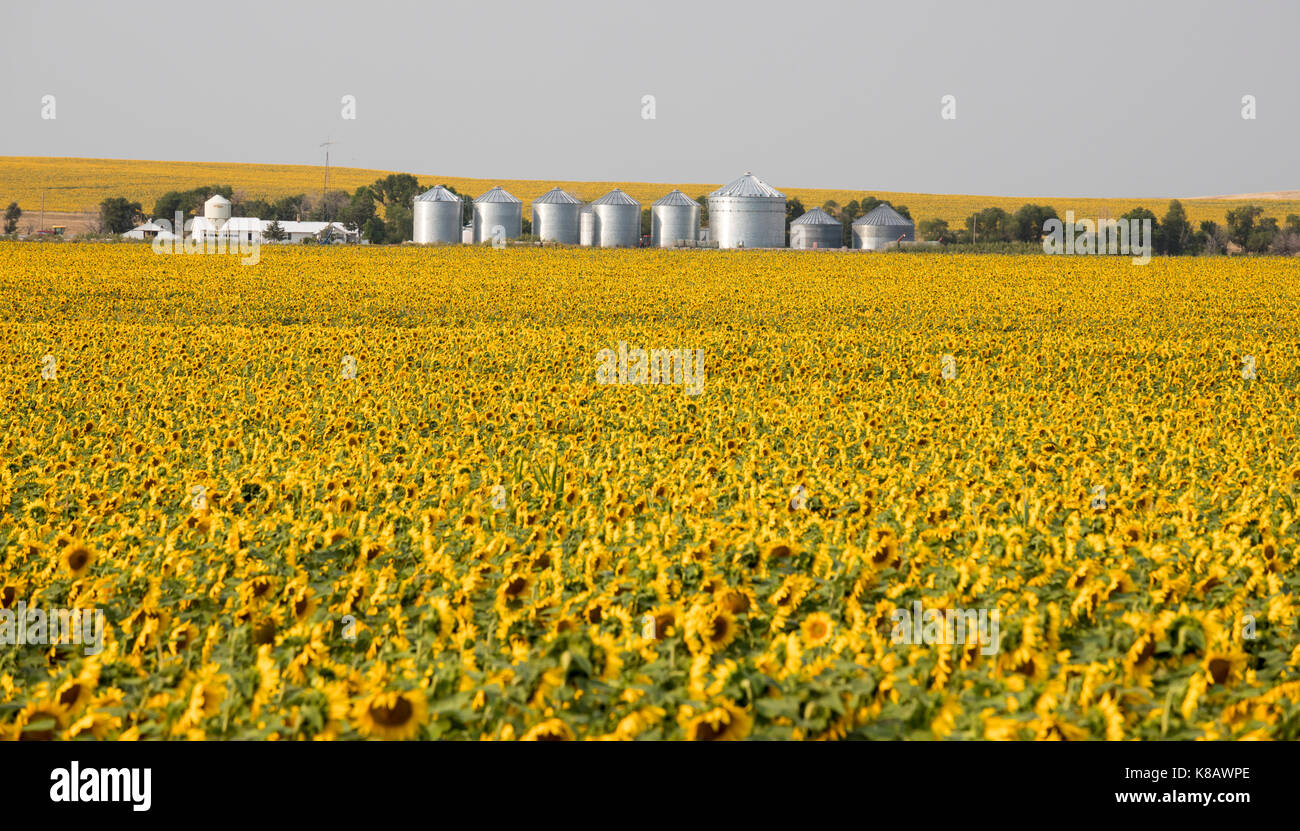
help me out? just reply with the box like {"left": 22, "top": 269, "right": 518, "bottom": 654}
{"left": 124, "top": 194, "right": 358, "bottom": 245}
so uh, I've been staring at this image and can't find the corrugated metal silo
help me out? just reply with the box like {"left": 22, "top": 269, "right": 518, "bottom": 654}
{"left": 204, "top": 194, "right": 231, "bottom": 221}
{"left": 472, "top": 186, "right": 523, "bottom": 244}
{"left": 413, "top": 185, "right": 463, "bottom": 244}
{"left": 591, "top": 189, "right": 641, "bottom": 247}
{"left": 579, "top": 206, "right": 597, "bottom": 247}
{"left": 707, "top": 172, "right": 786, "bottom": 249}
{"left": 531, "top": 188, "right": 582, "bottom": 244}
{"left": 650, "top": 190, "right": 701, "bottom": 248}
{"left": 789, "top": 207, "right": 844, "bottom": 250}
{"left": 852, "top": 204, "right": 915, "bottom": 250}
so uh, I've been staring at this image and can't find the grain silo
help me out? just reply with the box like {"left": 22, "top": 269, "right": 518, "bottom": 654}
{"left": 204, "top": 194, "right": 232, "bottom": 222}
{"left": 591, "top": 188, "right": 641, "bottom": 247}
{"left": 413, "top": 185, "right": 463, "bottom": 244}
{"left": 531, "top": 188, "right": 581, "bottom": 244}
{"left": 472, "top": 186, "right": 523, "bottom": 244}
{"left": 852, "top": 204, "right": 915, "bottom": 250}
{"left": 650, "top": 190, "right": 700, "bottom": 248}
{"left": 579, "top": 205, "right": 597, "bottom": 247}
{"left": 789, "top": 207, "right": 844, "bottom": 250}
{"left": 707, "top": 172, "right": 786, "bottom": 249}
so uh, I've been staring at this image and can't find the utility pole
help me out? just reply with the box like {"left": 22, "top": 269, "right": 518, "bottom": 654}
{"left": 320, "top": 139, "right": 338, "bottom": 200}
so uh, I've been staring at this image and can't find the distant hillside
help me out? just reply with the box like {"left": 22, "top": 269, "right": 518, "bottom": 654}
{"left": 3, "top": 156, "right": 1297, "bottom": 230}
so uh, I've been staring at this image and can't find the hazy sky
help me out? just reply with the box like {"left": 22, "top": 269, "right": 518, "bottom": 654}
{"left": 3, "top": 0, "right": 1297, "bottom": 197}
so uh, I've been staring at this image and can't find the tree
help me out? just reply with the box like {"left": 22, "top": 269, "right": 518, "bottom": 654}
{"left": 965, "top": 207, "right": 1012, "bottom": 242}
{"left": 234, "top": 197, "right": 273, "bottom": 219}
{"left": 271, "top": 195, "right": 305, "bottom": 221}
{"left": 339, "top": 186, "right": 377, "bottom": 231}
{"left": 362, "top": 217, "right": 387, "bottom": 244}
{"left": 306, "top": 189, "right": 351, "bottom": 222}
{"left": 264, "top": 220, "right": 287, "bottom": 242}
{"left": 1011, "top": 204, "right": 1059, "bottom": 243}
{"left": 100, "top": 197, "right": 143, "bottom": 233}
{"left": 918, "top": 218, "right": 950, "bottom": 242}
{"left": 786, "top": 198, "right": 805, "bottom": 225}
{"left": 1158, "top": 200, "right": 1194, "bottom": 255}
{"left": 3, "top": 202, "right": 20, "bottom": 234}
{"left": 1248, "top": 217, "right": 1279, "bottom": 253}
{"left": 694, "top": 195, "right": 710, "bottom": 227}
{"left": 384, "top": 204, "right": 414, "bottom": 242}
{"left": 369, "top": 174, "right": 422, "bottom": 209}
{"left": 1200, "top": 220, "right": 1228, "bottom": 254}
{"left": 1119, "top": 207, "right": 1160, "bottom": 252}
{"left": 1225, "top": 205, "right": 1264, "bottom": 248}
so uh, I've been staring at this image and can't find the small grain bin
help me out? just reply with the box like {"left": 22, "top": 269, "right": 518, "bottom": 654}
{"left": 789, "top": 207, "right": 844, "bottom": 249}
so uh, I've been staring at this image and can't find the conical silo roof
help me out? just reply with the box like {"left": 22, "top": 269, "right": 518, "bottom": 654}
{"left": 710, "top": 172, "right": 785, "bottom": 199}
{"left": 591, "top": 188, "right": 640, "bottom": 207}
{"left": 791, "top": 207, "right": 842, "bottom": 225}
{"left": 853, "top": 204, "right": 912, "bottom": 226}
{"left": 533, "top": 187, "right": 582, "bottom": 205}
{"left": 474, "top": 186, "right": 521, "bottom": 204}
{"left": 652, "top": 190, "right": 701, "bottom": 207}
{"left": 415, "top": 185, "right": 462, "bottom": 202}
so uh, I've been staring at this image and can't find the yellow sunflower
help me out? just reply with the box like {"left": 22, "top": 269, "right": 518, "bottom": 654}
{"left": 353, "top": 689, "right": 428, "bottom": 740}
{"left": 520, "top": 718, "right": 574, "bottom": 741}
{"left": 685, "top": 701, "right": 752, "bottom": 741}
{"left": 801, "top": 612, "right": 835, "bottom": 648}
{"left": 61, "top": 540, "right": 95, "bottom": 579}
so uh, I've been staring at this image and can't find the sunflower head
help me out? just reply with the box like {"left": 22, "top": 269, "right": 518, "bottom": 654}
{"left": 520, "top": 718, "right": 574, "bottom": 741}
{"left": 354, "top": 690, "right": 427, "bottom": 740}
{"left": 685, "top": 702, "right": 752, "bottom": 741}
{"left": 61, "top": 541, "right": 95, "bottom": 578}
{"left": 801, "top": 612, "right": 834, "bottom": 648}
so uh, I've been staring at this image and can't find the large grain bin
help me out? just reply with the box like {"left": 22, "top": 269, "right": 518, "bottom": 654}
{"left": 579, "top": 205, "right": 597, "bottom": 247}
{"left": 650, "top": 190, "right": 701, "bottom": 248}
{"left": 472, "top": 186, "right": 523, "bottom": 244}
{"left": 707, "top": 172, "right": 786, "bottom": 249}
{"left": 531, "top": 187, "right": 581, "bottom": 244}
{"left": 591, "top": 188, "right": 641, "bottom": 247}
{"left": 789, "top": 207, "right": 844, "bottom": 250}
{"left": 852, "top": 204, "right": 915, "bottom": 250}
{"left": 413, "top": 185, "right": 463, "bottom": 244}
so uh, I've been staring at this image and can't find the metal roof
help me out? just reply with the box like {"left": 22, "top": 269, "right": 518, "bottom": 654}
{"left": 709, "top": 172, "right": 785, "bottom": 199}
{"left": 853, "top": 204, "right": 913, "bottom": 227}
{"left": 791, "top": 207, "right": 842, "bottom": 225}
{"left": 533, "top": 187, "right": 582, "bottom": 205}
{"left": 652, "top": 189, "right": 701, "bottom": 208}
{"left": 473, "top": 186, "right": 522, "bottom": 204}
{"left": 415, "top": 185, "right": 462, "bottom": 203}
{"left": 591, "top": 188, "right": 640, "bottom": 207}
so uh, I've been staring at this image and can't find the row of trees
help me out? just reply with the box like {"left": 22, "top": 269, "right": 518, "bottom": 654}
{"left": 913, "top": 199, "right": 1300, "bottom": 255}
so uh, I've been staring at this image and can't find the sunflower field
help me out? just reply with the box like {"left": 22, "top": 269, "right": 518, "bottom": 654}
{"left": 2, "top": 241, "right": 1299, "bottom": 740}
